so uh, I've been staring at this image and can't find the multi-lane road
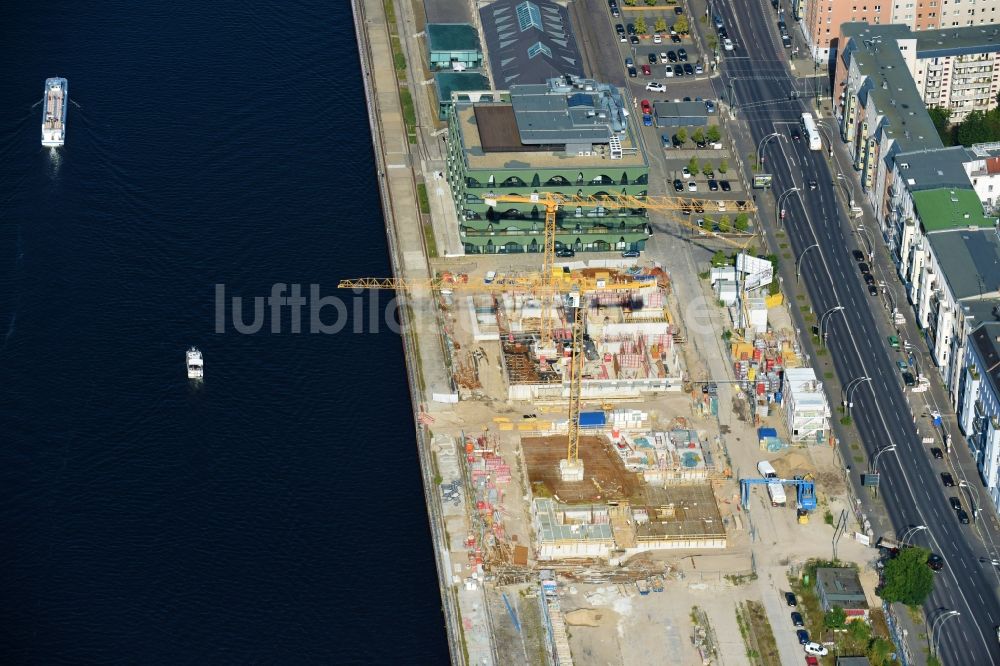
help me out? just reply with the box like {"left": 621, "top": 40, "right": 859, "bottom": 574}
{"left": 708, "top": 0, "right": 1000, "bottom": 661}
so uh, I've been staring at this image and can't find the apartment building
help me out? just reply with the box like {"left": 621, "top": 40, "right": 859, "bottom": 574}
{"left": 805, "top": 0, "right": 1000, "bottom": 62}
{"left": 956, "top": 321, "right": 1000, "bottom": 510}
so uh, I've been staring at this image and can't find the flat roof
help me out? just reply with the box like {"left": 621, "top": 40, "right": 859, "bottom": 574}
{"left": 426, "top": 23, "right": 480, "bottom": 52}
{"left": 911, "top": 188, "right": 995, "bottom": 232}
{"left": 509, "top": 80, "right": 626, "bottom": 144}
{"left": 534, "top": 498, "right": 614, "bottom": 542}
{"left": 895, "top": 146, "right": 976, "bottom": 192}
{"left": 841, "top": 23, "right": 942, "bottom": 154}
{"left": 653, "top": 101, "right": 709, "bottom": 119}
{"left": 926, "top": 227, "right": 1000, "bottom": 301}
{"left": 423, "top": 0, "right": 472, "bottom": 24}
{"left": 915, "top": 25, "right": 1000, "bottom": 59}
{"left": 435, "top": 71, "right": 491, "bottom": 103}
{"left": 455, "top": 103, "right": 647, "bottom": 169}
{"left": 816, "top": 567, "right": 868, "bottom": 604}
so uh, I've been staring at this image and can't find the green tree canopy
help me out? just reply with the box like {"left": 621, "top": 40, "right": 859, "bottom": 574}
{"left": 718, "top": 158, "right": 728, "bottom": 174}
{"left": 823, "top": 607, "right": 846, "bottom": 630}
{"left": 707, "top": 125, "right": 721, "bottom": 143}
{"left": 675, "top": 127, "right": 688, "bottom": 144}
{"left": 634, "top": 16, "right": 648, "bottom": 34}
{"left": 655, "top": 17, "right": 668, "bottom": 33}
{"left": 734, "top": 213, "right": 749, "bottom": 232}
{"left": 692, "top": 127, "right": 705, "bottom": 143}
{"left": 880, "top": 546, "right": 934, "bottom": 606}
{"left": 718, "top": 215, "right": 731, "bottom": 233}
{"left": 688, "top": 156, "right": 699, "bottom": 173}
{"left": 674, "top": 15, "right": 689, "bottom": 33}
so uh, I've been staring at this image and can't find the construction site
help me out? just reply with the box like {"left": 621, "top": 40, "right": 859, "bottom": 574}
{"left": 339, "top": 192, "right": 860, "bottom": 666}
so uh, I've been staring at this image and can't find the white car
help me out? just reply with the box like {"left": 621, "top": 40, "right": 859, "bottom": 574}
{"left": 659, "top": 52, "right": 670, "bottom": 64}
{"left": 653, "top": 33, "right": 662, "bottom": 44}
{"left": 804, "top": 643, "right": 828, "bottom": 657}
{"left": 682, "top": 167, "right": 692, "bottom": 179}
{"left": 663, "top": 68, "right": 674, "bottom": 77}
{"left": 723, "top": 38, "right": 734, "bottom": 51}
{"left": 645, "top": 81, "right": 667, "bottom": 92}
{"left": 687, "top": 180, "right": 698, "bottom": 192}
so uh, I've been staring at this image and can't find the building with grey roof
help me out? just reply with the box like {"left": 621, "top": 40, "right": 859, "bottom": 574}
{"left": 445, "top": 76, "right": 650, "bottom": 255}
{"left": 423, "top": 0, "right": 473, "bottom": 25}
{"left": 653, "top": 101, "right": 709, "bottom": 128}
{"left": 815, "top": 567, "right": 870, "bottom": 621}
{"left": 480, "top": 0, "right": 583, "bottom": 86}
{"left": 907, "top": 227, "right": 1000, "bottom": 400}
{"left": 957, "top": 321, "right": 1000, "bottom": 508}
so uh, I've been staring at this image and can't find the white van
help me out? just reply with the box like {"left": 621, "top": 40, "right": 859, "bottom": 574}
{"left": 757, "top": 460, "right": 778, "bottom": 479}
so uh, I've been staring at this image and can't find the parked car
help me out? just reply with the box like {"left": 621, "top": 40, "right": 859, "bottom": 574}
{"left": 621, "top": 249, "right": 640, "bottom": 258}
{"left": 630, "top": 34, "right": 640, "bottom": 45}
{"left": 853, "top": 249, "right": 865, "bottom": 262}
{"left": 902, "top": 371, "right": 916, "bottom": 386}
{"left": 720, "top": 180, "right": 731, "bottom": 191}
{"left": 958, "top": 509, "right": 970, "bottom": 524}
{"left": 625, "top": 56, "right": 634, "bottom": 67}
{"left": 683, "top": 63, "right": 694, "bottom": 75}
{"left": 785, "top": 592, "right": 798, "bottom": 607}
{"left": 867, "top": 284, "right": 879, "bottom": 296}
{"left": 791, "top": 612, "right": 804, "bottom": 627}
{"left": 673, "top": 179, "right": 684, "bottom": 192}
{"left": 806, "top": 657, "right": 820, "bottom": 666}
{"left": 641, "top": 99, "right": 652, "bottom": 114}
{"left": 950, "top": 497, "right": 963, "bottom": 511}
{"left": 646, "top": 81, "right": 666, "bottom": 92}
{"left": 670, "top": 33, "right": 681, "bottom": 43}
{"left": 888, "top": 334, "right": 900, "bottom": 349}
{"left": 641, "top": 64, "right": 651, "bottom": 76}
{"left": 857, "top": 263, "right": 870, "bottom": 274}
{"left": 627, "top": 66, "right": 638, "bottom": 77}
{"left": 804, "top": 642, "right": 828, "bottom": 657}
{"left": 648, "top": 53, "right": 658, "bottom": 65}
{"left": 682, "top": 167, "right": 692, "bottom": 179}
{"left": 931, "top": 447, "right": 944, "bottom": 459}
{"left": 556, "top": 248, "right": 575, "bottom": 257}
{"left": 659, "top": 52, "right": 670, "bottom": 64}
{"left": 675, "top": 5, "right": 684, "bottom": 14}
{"left": 708, "top": 180, "right": 719, "bottom": 191}
{"left": 695, "top": 62, "right": 704, "bottom": 74}
{"left": 723, "top": 38, "right": 734, "bottom": 51}
{"left": 653, "top": 33, "right": 662, "bottom": 44}
{"left": 687, "top": 180, "right": 697, "bottom": 192}
{"left": 642, "top": 113, "right": 653, "bottom": 126}
{"left": 663, "top": 67, "right": 674, "bottom": 77}
{"left": 678, "top": 48, "right": 688, "bottom": 61}
{"left": 705, "top": 99, "right": 716, "bottom": 113}
{"left": 796, "top": 630, "right": 810, "bottom": 645}
{"left": 627, "top": 23, "right": 636, "bottom": 34}
{"left": 673, "top": 64, "right": 684, "bottom": 77}
{"left": 667, "top": 50, "right": 678, "bottom": 62}
{"left": 942, "top": 472, "right": 956, "bottom": 487}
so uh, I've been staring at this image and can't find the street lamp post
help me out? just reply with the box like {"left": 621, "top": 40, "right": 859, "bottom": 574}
{"left": 899, "top": 524, "right": 927, "bottom": 546}
{"left": 959, "top": 480, "right": 979, "bottom": 521}
{"left": 820, "top": 305, "right": 845, "bottom": 346}
{"left": 931, "top": 610, "right": 960, "bottom": 658}
{"left": 856, "top": 224, "right": 875, "bottom": 262}
{"left": 776, "top": 186, "right": 801, "bottom": 228}
{"left": 796, "top": 243, "right": 820, "bottom": 284}
{"left": 871, "top": 444, "right": 897, "bottom": 475}
{"left": 843, "top": 376, "right": 872, "bottom": 418}
{"left": 757, "top": 132, "right": 782, "bottom": 171}
{"left": 835, "top": 173, "right": 855, "bottom": 208}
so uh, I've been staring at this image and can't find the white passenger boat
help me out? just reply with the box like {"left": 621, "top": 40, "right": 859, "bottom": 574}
{"left": 41, "top": 77, "right": 68, "bottom": 147}
{"left": 186, "top": 347, "right": 204, "bottom": 380}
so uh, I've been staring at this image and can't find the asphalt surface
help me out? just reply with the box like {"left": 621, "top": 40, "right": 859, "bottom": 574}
{"left": 707, "top": 0, "right": 1000, "bottom": 662}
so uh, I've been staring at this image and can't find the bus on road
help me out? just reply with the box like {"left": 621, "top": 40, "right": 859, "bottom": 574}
{"left": 801, "top": 113, "right": 822, "bottom": 151}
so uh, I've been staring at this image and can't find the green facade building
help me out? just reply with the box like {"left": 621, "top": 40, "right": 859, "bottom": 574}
{"left": 446, "top": 76, "right": 650, "bottom": 254}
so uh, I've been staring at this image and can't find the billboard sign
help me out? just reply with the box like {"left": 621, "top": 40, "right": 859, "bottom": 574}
{"left": 753, "top": 174, "right": 773, "bottom": 189}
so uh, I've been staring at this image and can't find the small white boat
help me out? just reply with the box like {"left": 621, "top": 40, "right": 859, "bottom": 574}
{"left": 186, "top": 347, "right": 204, "bottom": 380}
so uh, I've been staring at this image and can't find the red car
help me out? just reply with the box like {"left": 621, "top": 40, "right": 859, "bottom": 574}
{"left": 641, "top": 64, "right": 651, "bottom": 76}
{"left": 805, "top": 657, "right": 819, "bottom": 666}
{"left": 641, "top": 99, "right": 652, "bottom": 114}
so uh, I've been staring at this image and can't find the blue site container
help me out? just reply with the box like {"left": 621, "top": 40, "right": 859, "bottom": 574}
{"left": 579, "top": 411, "right": 606, "bottom": 428}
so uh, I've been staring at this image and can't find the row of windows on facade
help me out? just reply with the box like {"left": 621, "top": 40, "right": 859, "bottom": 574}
{"left": 462, "top": 173, "right": 648, "bottom": 188}
{"left": 464, "top": 239, "right": 640, "bottom": 253}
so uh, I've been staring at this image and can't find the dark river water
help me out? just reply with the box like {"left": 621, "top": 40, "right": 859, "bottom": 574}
{"left": 0, "top": 1, "right": 447, "bottom": 662}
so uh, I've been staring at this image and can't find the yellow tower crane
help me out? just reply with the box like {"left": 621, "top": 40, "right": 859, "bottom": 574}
{"left": 341, "top": 194, "right": 760, "bottom": 481}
